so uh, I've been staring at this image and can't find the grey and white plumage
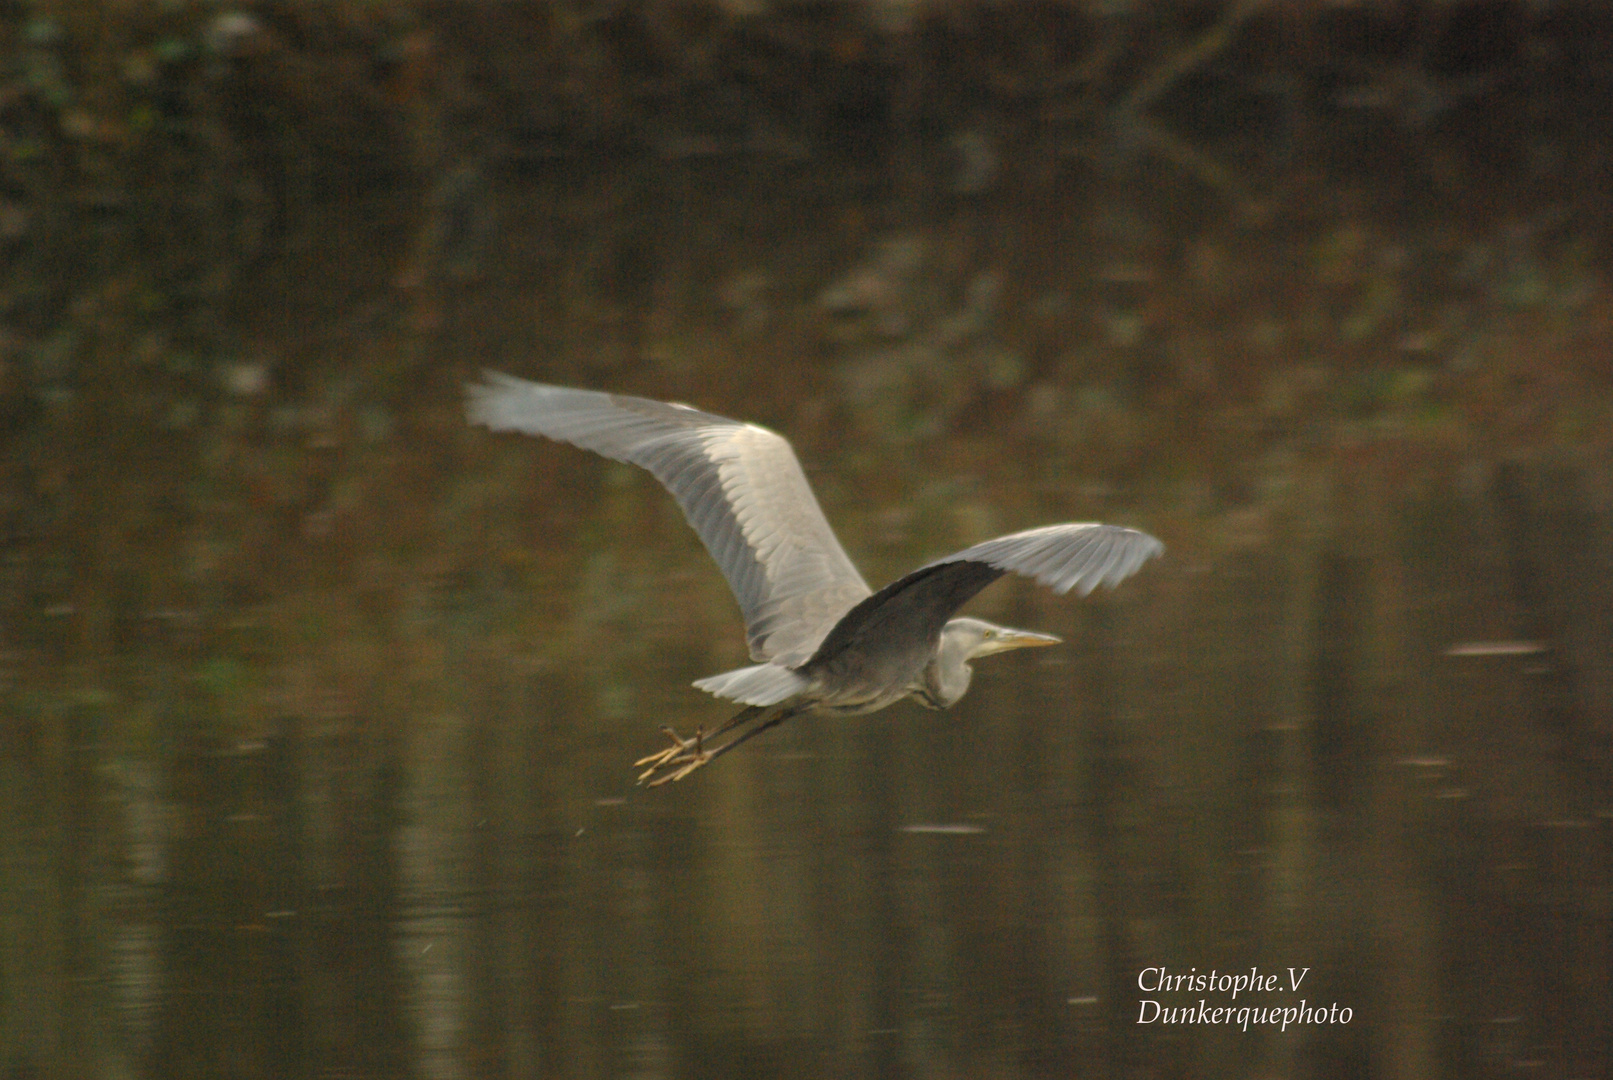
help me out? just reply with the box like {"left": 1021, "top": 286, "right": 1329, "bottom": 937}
{"left": 467, "top": 372, "right": 1163, "bottom": 784}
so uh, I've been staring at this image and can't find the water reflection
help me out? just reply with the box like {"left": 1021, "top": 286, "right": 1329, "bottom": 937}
{"left": 7, "top": 449, "right": 1608, "bottom": 1076}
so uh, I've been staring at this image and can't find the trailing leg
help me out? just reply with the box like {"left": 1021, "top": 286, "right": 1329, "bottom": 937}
{"left": 634, "top": 702, "right": 805, "bottom": 786}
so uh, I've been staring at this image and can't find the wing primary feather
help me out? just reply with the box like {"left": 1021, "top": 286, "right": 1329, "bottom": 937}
{"left": 1071, "top": 532, "right": 1114, "bottom": 595}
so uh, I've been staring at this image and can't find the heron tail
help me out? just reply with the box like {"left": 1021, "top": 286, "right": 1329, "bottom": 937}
{"left": 692, "top": 663, "right": 807, "bottom": 706}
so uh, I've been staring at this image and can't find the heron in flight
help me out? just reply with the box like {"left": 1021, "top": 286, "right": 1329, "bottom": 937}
{"left": 467, "top": 373, "right": 1162, "bottom": 786}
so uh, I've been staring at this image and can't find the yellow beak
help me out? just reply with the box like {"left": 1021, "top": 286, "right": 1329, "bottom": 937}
{"left": 979, "top": 628, "right": 1062, "bottom": 656}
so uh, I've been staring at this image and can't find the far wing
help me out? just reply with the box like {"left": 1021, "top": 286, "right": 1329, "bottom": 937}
{"left": 925, "top": 522, "right": 1164, "bottom": 597}
{"left": 805, "top": 523, "right": 1162, "bottom": 668}
{"left": 467, "top": 372, "right": 872, "bottom": 663}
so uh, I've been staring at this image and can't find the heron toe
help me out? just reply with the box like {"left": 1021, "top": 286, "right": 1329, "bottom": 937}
{"left": 645, "top": 751, "right": 712, "bottom": 787}
{"left": 634, "top": 725, "right": 706, "bottom": 784}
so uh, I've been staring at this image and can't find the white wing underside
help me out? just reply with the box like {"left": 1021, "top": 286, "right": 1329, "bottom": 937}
{"left": 467, "top": 373, "right": 872, "bottom": 664}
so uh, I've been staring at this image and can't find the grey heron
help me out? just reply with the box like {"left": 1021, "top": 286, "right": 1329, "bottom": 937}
{"left": 467, "top": 373, "right": 1162, "bottom": 785}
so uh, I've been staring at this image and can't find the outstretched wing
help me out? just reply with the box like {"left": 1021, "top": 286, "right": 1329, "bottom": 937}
{"left": 805, "top": 523, "right": 1162, "bottom": 668}
{"left": 467, "top": 372, "right": 873, "bottom": 663}
{"left": 924, "top": 522, "right": 1163, "bottom": 597}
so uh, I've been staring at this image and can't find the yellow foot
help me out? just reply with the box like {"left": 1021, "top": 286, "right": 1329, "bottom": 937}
{"left": 634, "top": 726, "right": 709, "bottom": 785}
{"left": 645, "top": 752, "right": 712, "bottom": 787}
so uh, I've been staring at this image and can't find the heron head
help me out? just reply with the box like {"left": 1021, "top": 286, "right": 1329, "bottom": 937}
{"left": 945, "top": 616, "right": 1062, "bottom": 661}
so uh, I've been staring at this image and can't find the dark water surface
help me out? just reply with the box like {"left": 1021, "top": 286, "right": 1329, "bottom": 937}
{"left": 3, "top": 5, "right": 1612, "bottom": 1077}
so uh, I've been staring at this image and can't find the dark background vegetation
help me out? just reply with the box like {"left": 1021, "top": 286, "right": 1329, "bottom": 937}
{"left": 1, "top": 1, "right": 1610, "bottom": 1078}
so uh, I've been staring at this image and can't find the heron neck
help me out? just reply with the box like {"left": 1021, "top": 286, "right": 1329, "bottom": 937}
{"left": 924, "top": 627, "right": 974, "bottom": 708}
